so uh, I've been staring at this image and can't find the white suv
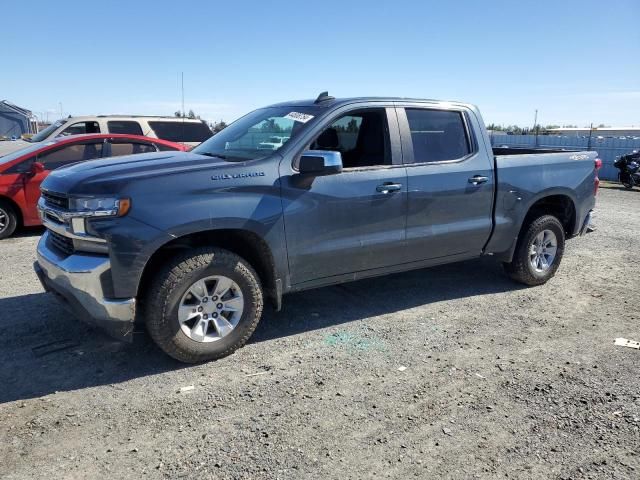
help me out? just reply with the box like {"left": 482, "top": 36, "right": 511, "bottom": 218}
{"left": 30, "top": 116, "right": 212, "bottom": 147}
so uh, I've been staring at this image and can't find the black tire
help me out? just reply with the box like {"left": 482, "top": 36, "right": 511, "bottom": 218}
{"left": 0, "top": 200, "right": 18, "bottom": 240}
{"left": 145, "top": 247, "right": 263, "bottom": 363}
{"left": 620, "top": 173, "right": 634, "bottom": 190}
{"left": 503, "top": 215, "right": 565, "bottom": 286}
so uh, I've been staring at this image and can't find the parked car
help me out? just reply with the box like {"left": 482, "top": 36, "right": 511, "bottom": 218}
{"left": 0, "top": 134, "right": 188, "bottom": 238}
{"left": 34, "top": 95, "right": 600, "bottom": 363}
{"left": 0, "top": 115, "right": 213, "bottom": 157}
{"left": 258, "top": 136, "right": 290, "bottom": 150}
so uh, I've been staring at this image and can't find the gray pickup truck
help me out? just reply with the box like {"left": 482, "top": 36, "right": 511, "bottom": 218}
{"left": 34, "top": 94, "right": 600, "bottom": 363}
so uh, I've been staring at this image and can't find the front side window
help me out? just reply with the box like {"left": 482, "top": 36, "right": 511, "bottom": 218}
{"left": 107, "top": 121, "right": 143, "bottom": 135}
{"left": 59, "top": 121, "right": 100, "bottom": 137}
{"left": 405, "top": 109, "right": 471, "bottom": 163}
{"left": 310, "top": 109, "right": 390, "bottom": 169}
{"left": 109, "top": 141, "right": 156, "bottom": 157}
{"left": 38, "top": 142, "right": 103, "bottom": 169}
{"left": 193, "top": 106, "right": 322, "bottom": 162}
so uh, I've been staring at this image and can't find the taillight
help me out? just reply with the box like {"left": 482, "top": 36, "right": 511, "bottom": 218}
{"left": 594, "top": 158, "right": 602, "bottom": 195}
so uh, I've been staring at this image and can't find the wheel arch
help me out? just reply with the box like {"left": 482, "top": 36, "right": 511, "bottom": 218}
{"left": 521, "top": 193, "right": 577, "bottom": 238}
{"left": 137, "top": 228, "right": 281, "bottom": 312}
{"left": 494, "top": 192, "right": 577, "bottom": 263}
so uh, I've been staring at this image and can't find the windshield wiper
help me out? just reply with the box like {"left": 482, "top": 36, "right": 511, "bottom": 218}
{"left": 197, "top": 152, "right": 227, "bottom": 159}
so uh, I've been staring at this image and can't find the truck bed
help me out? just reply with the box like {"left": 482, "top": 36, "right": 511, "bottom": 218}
{"left": 493, "top": 147, "right": 576, "bottom": 156}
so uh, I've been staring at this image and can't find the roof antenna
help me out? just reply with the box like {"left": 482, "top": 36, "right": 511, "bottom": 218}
{"left": 314, "top": 91, "right": 335, "bottom": 104}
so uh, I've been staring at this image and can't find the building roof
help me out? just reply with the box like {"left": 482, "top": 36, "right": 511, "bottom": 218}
{"left": 549, "top": 126, "right": 640, "bottom": 132}
{"left": 0, "top": 100, "right": 32, "bottom": 117}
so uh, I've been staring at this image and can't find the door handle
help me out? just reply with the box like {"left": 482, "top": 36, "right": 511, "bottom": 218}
{"left": 376, "top": 182, "right": 402, "bottom": 194}
{"left": 468, "top": 175, "right": 489, "bottom": 185}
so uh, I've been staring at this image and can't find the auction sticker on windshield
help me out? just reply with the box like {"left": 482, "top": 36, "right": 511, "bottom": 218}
{"left": 284, "top": 112, "right": 314, "bottom": 123}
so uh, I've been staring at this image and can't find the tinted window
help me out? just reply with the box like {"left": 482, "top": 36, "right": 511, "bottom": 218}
{"left": 38, "top": 142, "right": 103, "bottom": 169}
{"left": 110, "top": 142, "right": 156, "bottom": 157}
{"left": 156, "top": 143, "right": 183, "bottom": 152}
{"left": 107, "top": 121, "right": 143, "bottom": 135}
{"left": 148, "top": 121, "right": 213, "bottom": 143}
{"left": 405, "top": 109, "right": 471, "bottom": 162}
{"left": 311, "top": 109, "right": 390, "bottom": 169}
{"left": 59, "top": 121, "right": 101, "bottom": 136}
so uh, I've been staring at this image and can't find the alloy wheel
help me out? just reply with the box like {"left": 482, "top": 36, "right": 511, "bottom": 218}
{"left": 529, "top": 229, "right": 558, "bottom": 272}
{"left": 177, "top": 275, "right": 244, "bottom": 342}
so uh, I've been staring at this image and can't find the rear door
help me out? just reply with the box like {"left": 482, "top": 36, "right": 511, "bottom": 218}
{"left": 281, "top": 105, "right": 408, "bottom": 285}
{"left": 397, "top": 104, "right": 494, "bottom": 261}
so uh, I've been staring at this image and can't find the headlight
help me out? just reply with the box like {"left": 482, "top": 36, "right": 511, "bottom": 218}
{"left": 68, "top": 197, "right": 131, "bottom": 217}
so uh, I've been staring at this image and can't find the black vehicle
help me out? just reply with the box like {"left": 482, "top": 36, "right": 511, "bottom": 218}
{"left": 614, "top": 150, "right": 640, "bottom": 189}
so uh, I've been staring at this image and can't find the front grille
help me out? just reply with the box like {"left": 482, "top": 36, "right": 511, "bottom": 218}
{"left": 48, "top": 230, "right": 74, "bottom": 256}
{"left": 42, "top": 191, "right": 69, "bottom": 210}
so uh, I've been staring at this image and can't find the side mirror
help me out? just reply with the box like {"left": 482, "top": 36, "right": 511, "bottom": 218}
{"left": 298, "top": 150, "right": 343, "bottom": 176}
{"left": 29, "top": 161, "right": 45, "bottom": 176}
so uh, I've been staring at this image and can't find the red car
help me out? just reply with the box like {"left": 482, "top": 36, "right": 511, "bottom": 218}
{"left": 0, "top": 134, "right": 188, "bottom": 238}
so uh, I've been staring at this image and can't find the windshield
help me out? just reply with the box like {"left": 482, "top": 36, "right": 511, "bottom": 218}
{"left": 29, "top": 120, "right": 66, "bottom": 142}
{"left": 192, "top": 106, "right": 321, "bottom": 161}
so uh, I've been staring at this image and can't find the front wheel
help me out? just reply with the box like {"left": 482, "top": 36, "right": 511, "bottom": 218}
{"left": 0, "top": 200, "right": 18, "bottom": 240}
{"left": 145, "top": 247, "right": 263, "bottom": 363}
{"left": 503, "top": 215, "right": 565, "bottom": 286}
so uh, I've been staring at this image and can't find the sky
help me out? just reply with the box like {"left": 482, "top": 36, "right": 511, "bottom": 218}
{"left": 2, "top": 0, "right": 639, "bottom": 127}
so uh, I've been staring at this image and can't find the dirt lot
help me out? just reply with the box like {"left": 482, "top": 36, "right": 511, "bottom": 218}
{"left": 0, "top": 185, "right": 638, "bottom": 479}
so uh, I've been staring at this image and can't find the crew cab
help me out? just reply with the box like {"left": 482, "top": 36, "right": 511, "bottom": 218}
{"left": 0, "top": 134, "right": 188, "bottom": 238}
{"left": 34, "top": 94, "right": 600, "bottom": 363}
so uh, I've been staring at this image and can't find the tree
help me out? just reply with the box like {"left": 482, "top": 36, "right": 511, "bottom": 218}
{"left": 174, "top": 111, "right": 183, "bottom": 117}
{"left": 188, "top": 109, "right": 196, "bottom": 119}
{"left": 211, "top": 121, "right": 228, "bottom": 133}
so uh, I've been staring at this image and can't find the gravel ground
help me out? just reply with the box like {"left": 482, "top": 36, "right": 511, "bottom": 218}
{"left": 0, "top": 185, "right": 638, "bottom": 479}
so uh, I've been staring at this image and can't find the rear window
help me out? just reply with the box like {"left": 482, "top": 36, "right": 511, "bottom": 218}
{"left": 107, "top": 121, "right": 143, "bottom": 135}
{"left": 405, "top": 109, "right": 471, "bottom": 163}
{"left": 148, "top": 121, "right": 213, "bottom": 143}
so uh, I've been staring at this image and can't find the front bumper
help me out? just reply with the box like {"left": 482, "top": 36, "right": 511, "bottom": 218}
{"left": 34, "top": 231, "right": 136, "bottom": 341}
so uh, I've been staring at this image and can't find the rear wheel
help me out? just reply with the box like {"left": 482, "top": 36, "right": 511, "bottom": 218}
{"left": 0, "top": 200, "right": 18, "bottom": 240}
{"left": 145, "top": 247, "right": 263, "bottom": 363}
{"left": 503, "top": 215, "right": 565, "bottom": 286}
{"left": 620, "top": 173, "right": 634, "bottom": 189}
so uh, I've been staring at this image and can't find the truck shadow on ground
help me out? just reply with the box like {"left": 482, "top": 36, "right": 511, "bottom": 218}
{"left": 0, "top": 257, "right": 522, "bottom": 404}
{"left": 251, "top": 257, "right": 522, "bottom": 343}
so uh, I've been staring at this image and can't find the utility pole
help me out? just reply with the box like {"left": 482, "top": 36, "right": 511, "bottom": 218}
{"left": 533, "top": 109, "right": 539, "bottom": 146}
{"left": 181, "top": 72, "right": 185, "bottom": 117}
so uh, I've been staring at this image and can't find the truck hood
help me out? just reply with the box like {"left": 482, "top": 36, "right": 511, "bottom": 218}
{"left": 41, "top": 151, "right": 248, "bottom": 195}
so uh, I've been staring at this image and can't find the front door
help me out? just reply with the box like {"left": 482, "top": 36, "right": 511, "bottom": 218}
{"left": 397, "top": 105, "right": 494, "bottom": 261}
{"left": 280, "top": 106, "right": 407, "bottom": 286}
